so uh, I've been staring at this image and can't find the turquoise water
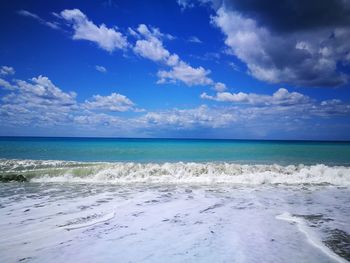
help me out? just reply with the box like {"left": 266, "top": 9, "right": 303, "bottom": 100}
{"left": 0, "top": 137, "right": 350, "bottom": 165}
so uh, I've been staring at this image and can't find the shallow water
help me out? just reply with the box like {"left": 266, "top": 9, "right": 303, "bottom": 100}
{"left": 0, "top": 183, "right": 349, "bottom": 262}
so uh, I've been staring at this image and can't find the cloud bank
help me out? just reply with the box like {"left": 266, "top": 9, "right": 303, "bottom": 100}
{"left": 211, "top": 0, "right": 350, "bottom": 87}
{"left": 1, "top": 68, "right": 349, "bottom": 138}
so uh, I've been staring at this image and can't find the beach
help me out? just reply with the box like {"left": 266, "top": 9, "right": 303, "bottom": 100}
{"left": 2, "top": 0, "right": 350, "bottom": 261}
{"left": 0, "top": 138, "right": 350, "bottom": 262}
{"left": 1, "top": 182, "right": 349, "bottom": 262}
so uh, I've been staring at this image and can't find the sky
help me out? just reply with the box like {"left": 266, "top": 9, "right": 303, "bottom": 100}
{"left": 0, "top": 0, "right": 350, "bottom": 140}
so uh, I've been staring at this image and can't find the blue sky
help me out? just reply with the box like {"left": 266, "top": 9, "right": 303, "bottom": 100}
{"left": 0, "top": 0, "right": 350, "bottom": 139}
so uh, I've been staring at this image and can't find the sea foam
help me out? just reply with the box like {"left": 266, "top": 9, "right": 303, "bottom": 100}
{"left": 276, "top": 212, "right": 348, "bottom": 263}
{"left": 1, "top": 159, "right": 350, "bottom": 185}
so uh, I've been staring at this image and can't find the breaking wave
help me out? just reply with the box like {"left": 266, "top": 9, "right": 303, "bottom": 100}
{"left": 0, "top": 159, "right": 350, "bottom": 185}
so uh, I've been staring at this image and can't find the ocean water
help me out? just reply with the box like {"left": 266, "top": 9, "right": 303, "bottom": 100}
{"left": 1, "top": 137, "right": 350, "bottom": 164}
{"left": 1, "top": 137, "right": 350, "bottom": 262}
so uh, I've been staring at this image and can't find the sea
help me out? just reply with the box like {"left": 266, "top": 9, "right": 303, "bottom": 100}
{"left": 0, "top": 137, "right": 349, "bottom": 262}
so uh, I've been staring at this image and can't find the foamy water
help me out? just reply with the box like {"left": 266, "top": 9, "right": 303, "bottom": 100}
{"left": 1, "top": 159, "right": 350, "bottom": 262}
{"left": 1, "top": 159, "right": 350, "bottom": 185}
{"left": 0, "top": 183, "right": 349, "bottom": 262}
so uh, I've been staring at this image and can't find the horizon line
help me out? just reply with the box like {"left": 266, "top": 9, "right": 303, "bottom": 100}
{"left": 0, "top": 136, "right": 349, "bottom": 143}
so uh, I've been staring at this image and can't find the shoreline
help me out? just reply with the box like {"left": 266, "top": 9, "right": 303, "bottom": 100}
{"left": 0, "top": 183, "right": 349, "bottom": 262}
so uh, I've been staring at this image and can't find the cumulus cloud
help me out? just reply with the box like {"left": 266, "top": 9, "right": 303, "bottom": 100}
{"left": 141, "top": 105, "right": 236, "bottom": 129}
{"left": 210, "top": 1, "right": 350, "bottom": 87}
{"left": 133, "top": 24, "right": 172, "bottom": 63}
{"left": 311, "top": 99, "right": 350, "bottom": 117}
{"left": 14, "top": 76, "right": 77, "bottom": 106}
{"left": 60, "top": 9, "right": 128, "bottom": 52}
{"left": 95, "top": 65, "right": 107, "bottom": 73}
{"left": 132, "top": 24, "right": 179, "bottom": 66}
{"left": 0, "top": 66, "right": 15, "bottom": 76}
{"left": 0, "top": 78, "right": 13, "bottom": 90}
{"left": 132, "top": 24, "right": 216, "bottom": 86}
{"left": 1, "top": 73, "right": 349, "bottom": 137}
{"left": 201, "top": 88, "right": 310, "bottom": 106}
{"left": 214, "top": 82, "right": 227, "bottom": 92}
{"left": 157, "top": 61, "right": 213, "bottom": 86}
{"left": 0, "top": 76, "right": 78, "bottom": 127}
{"left": 83, "top": 92, "right": 136, "bottom": 112}
{"left": 35, "top": 8, "right": 227, "bottom": 89}
{"left": 17, "top": 10, "right": 61, "bottom": 30}
{"left": 0, "top": 75, "right": 141, "bottom": 128}
{"left": 139, "top": 95, "right": 350, "bottom": 133}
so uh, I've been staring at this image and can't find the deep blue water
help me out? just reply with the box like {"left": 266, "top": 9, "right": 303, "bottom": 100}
{"left": 0, "top": 137, "right": 350, "bottom": 165}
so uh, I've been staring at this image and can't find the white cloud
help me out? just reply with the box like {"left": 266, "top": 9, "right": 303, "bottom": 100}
{"left": 60, "top": 9, "right": 128, "bottom": 52}
{"left": 11, "top": 76, "right": 77, "bottom": 108}
{"left": 133, "top": 27, "right": 171, "bottom": 63}
{"left": 1, "top": 75, "right": 77, "bottom": 112}
{"left": 128, "top": 27, "right": 139, "bottom": 38}
{"left": 133, "top": 24, "right": 177, "bottom": 65}
{"left": 83, "top": 92, "right": 135, "bottom": 112}
{"left": 0, "top": 78, "right": 13, "bottom": 90}
{"left": 132, "top": 24, "right": 216, "bottom": 87}
{"left": 37, "top": 9, "right": 227, "bottom": 89}
{"left": 0, "top": 75, "right": 142, "bottom": 129}
{"left": 141, "top": 105, "right": 236, "bottom": 129}
{"left": 311, "top": 99, "right": 350, "bottom": 117}
{"left": 212, "top": 6, "right": 349, "bottom": 87}
{"left": 157, "top": 61, "right": 213, "bottom": 86}
{"left": 214, "top": 82, "right": 227, "bottom": 91}
{"left": 201, "top": 88, "right": 310, "bottom": 106}
{"left": 166, "top": 54, "right": 180, "bottom": 67}
{"left": 0, "top": 66, "right": 15, "bottom": 76}
{"left": 95, "top": 65, "right": 107, "bottom": 73}
{"left": 0, "top": 76, "right": 77, "bottom": 127}
{"left": 1, "top": 74, "right": 349, "bottom": 136}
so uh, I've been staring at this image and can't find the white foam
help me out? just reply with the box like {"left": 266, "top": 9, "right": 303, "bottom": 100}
{"left": 0, "top": 182, "right": 349, "bottom": 262}
{"left": 276, "top": 212, "right": 347, "bottom": 263}
{"left": 63, "top": 212, "right": 115, "bottom": 231}
{"left": 2, "top": 159, "right": 350, "bottom": 185}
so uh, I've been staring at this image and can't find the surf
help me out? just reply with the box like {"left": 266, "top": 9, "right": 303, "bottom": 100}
{"left": 1, "top": 159, "right": 350, "bottom": 185}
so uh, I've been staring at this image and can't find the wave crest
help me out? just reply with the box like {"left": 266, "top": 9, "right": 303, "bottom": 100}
{"left": 1, "top": 159, "right": 349, "bottom": 185}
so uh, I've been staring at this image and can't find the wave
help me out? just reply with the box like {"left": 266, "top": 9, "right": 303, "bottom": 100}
{"left": 1, "top": 159, "right": 350, "bottom": 185}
